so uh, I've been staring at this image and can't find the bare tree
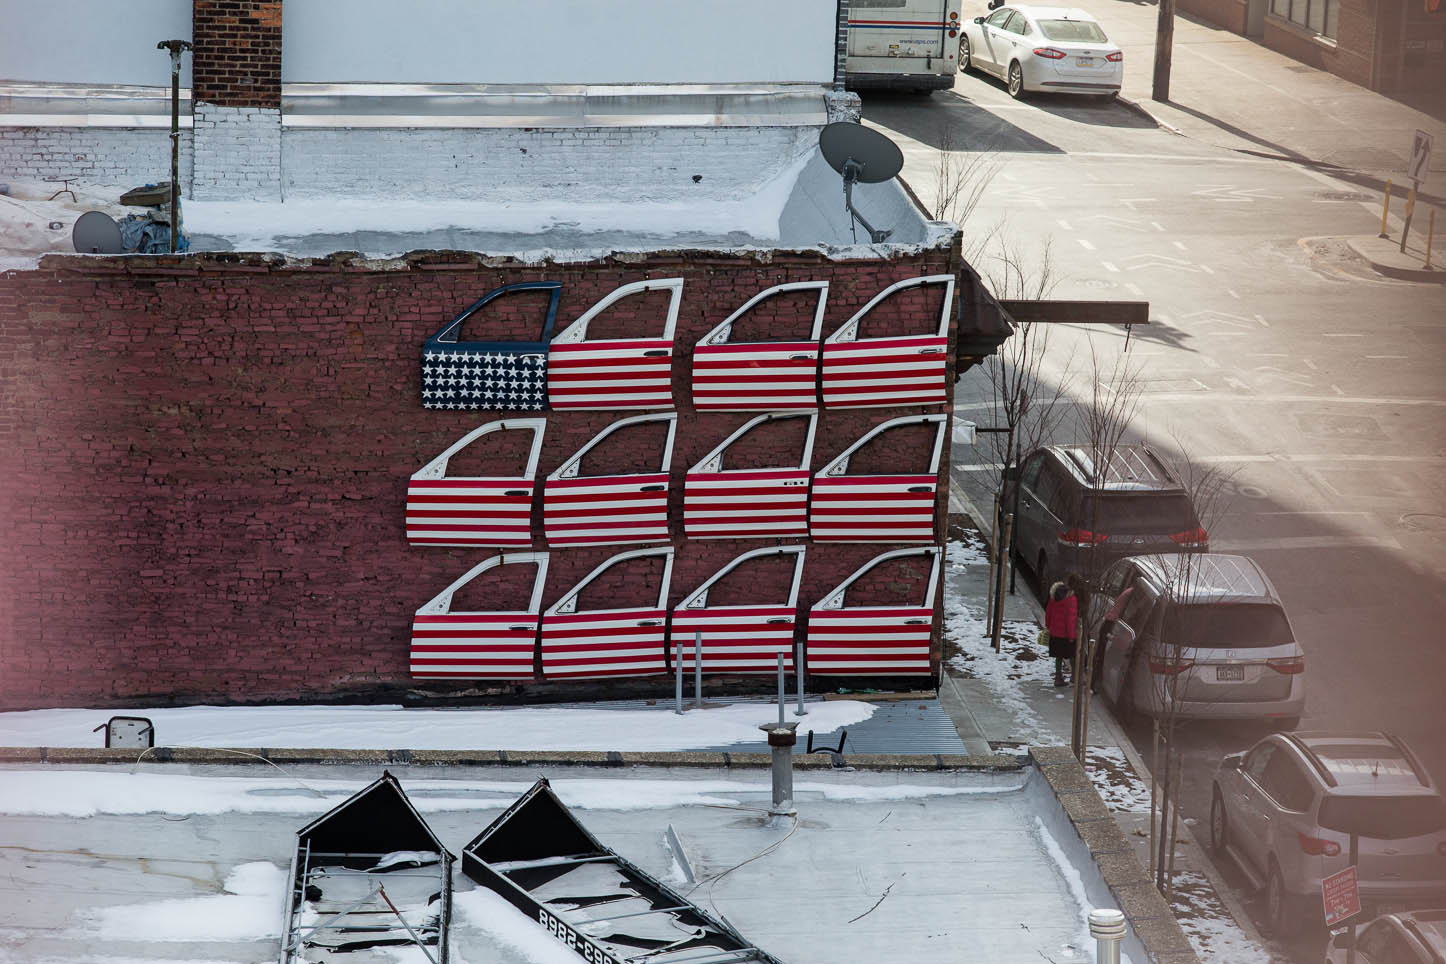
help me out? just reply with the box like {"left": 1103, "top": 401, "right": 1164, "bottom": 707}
{"left": 929, "top": 127, "right": 999, "bottom": 231}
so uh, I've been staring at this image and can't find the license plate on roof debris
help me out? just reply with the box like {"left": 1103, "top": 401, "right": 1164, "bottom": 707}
{"left": 1216, "top": 665, "right": 1245, "bottom": 681}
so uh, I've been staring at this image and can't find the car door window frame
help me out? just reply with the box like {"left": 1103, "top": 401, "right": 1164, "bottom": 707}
{"left": 1243, "top": 744, "right": 1276, "bottom": 789}
{"left": 986, "top": 8, "right": 1013, "bottom": 27}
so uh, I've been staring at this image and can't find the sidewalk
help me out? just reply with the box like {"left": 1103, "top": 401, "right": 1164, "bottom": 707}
{"left": 938, "top": 503, "right": 1280, "bottom": 962}
{"left": 1066, "top": 0, "right": 1446, "bottom": 202}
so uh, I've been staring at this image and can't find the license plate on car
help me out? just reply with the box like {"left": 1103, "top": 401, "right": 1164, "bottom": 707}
{"left": 1076, "top": 57, "right": 1096, "bottom": 67}
{"left": 1216, "top": 665, "right": 1245, "bottom": 681}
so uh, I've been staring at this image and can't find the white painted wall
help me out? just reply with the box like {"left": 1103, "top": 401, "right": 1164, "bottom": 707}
{"left": 283, "top": 0, "right": 837, "bottom": 85}
{"left": 0, "top": 0, "right": 192, "bottom": 86}
{"left": 0, "top": 127, "right": 191, "bottom": 188}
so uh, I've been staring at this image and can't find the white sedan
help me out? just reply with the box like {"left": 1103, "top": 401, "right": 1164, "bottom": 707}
{"left": 958, "top": 4, "right": 1123, "bottom": 100}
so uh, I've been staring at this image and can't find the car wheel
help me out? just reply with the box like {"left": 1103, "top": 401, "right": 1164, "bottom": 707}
{"left": 959, "top": 36, "right": 973, "bottom": 73}
{"left": 1265, "top": 861, "right": 1301, "bottom": 937}
{"left": 1209, "top": 787, "right": 1228, "bottom": 853}
{"left": 1008, "top": 62, "right": 1025, "bottom": 99}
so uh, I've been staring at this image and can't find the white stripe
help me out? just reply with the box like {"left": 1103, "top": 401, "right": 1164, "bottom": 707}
{"left": 546, "top": 481, "right": 667, "bottom": 494}
{"left": 550, "top": 346, "right": 672, "bottom": 360}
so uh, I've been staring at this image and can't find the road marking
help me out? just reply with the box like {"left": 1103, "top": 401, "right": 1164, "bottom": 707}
{"left": 1058, "top": 220, "right": 1074, "bottom": 231}
{"left": 1105, "top": 394, "right": 1446, "bottom": 406}
{"left": 1101, "top": 261, "right": 1119, "bottom": 272}
{"left": 1199, "top": 264, "right": 1215, "bottom": 274}
{"left": 1197, "top": 454, "right": 1446, "bottom": 465}
{"left": 1078, "top": 239, "right": 1097, "bottom": 251}
{"left": 1367, "top": 355, "right": 1408, "bottom": 359}
{"left": 1332, "top": 384, "right": 1346, "bottom": 395}
{"left": 1150, "top": 221, "right": 1166, "bottom": 231}
{"left": 1216, "top": 535, "right": 1403, "bottom": 551}
{"left": 1125, "top": 282, "right": 1145, "bottom": 297}
{"left": 1061, "top": 152, "right": 1280, "bottom": 165}
{"left": 1119, "top": 198, "right": 1157, "bottom": 211}
{"left": 1192, "top": 185, "right": 1285, "bottom": 202}
{"left": 1323, "top": 332, "right": 1364, "bottom": 337}
{"left": 1253, "top": 510, "right": 1374, "bottom": 517}
{"left": 1254, "top": 314, "right": 1270, "bottom": 328}
{"left": 1228, "top": 289, "right": 1240, "bottom": 299}
{"left": 1172, "top": 241, "right": 1187, "bottom": 250}
{"left": 1253, "top": 353, "right": 1288, "bottom": 357}
{"left": 956, "top": 462, "right": 1006, "bottom": 472}
{"left": 1303, "top": 358, "right": 1319, "bottom": 371}
{"left": 1124, "top": 254, "right": 1202, "bottom": 273}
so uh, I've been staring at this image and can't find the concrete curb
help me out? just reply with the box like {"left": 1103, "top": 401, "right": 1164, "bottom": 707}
{"left": 1031, "top": 746, "right": 1201, "bottom": 964}
{"left": 0, "top": 745, "right": 1027, "bottom": 771}
{"left": 1116, "top": 94, "right": 1182, "bottom": 136}
{"left": 1345, "top": 236, "right": 1446, "bottom": 283}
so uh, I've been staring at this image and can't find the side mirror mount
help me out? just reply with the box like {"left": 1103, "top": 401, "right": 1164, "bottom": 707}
{"left": 974, "top": 15, "right": 986, "bottom": 22}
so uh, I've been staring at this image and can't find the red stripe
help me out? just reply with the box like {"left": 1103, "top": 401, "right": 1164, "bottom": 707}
{"left": 671, "top": 607, "right": 794, "bottom": 619}
{"left": 544, "top": 667, "right": 667, "bottom": 679}
{"left": 825, "top": 336, "right": 946, "bottom": 351}
{"left": 408, "top": 478, "right": 529, "bottom": 489}
{"left": 688, "top": 470, "right": 807, "bottom": 483}
{"left": 549, "top": 340, "right": 673, "bottom": 352}
{"left": 414, "top": 614, "right": 534, "bottom": 624}
{"left": 408, "top": 537, "right": 531, "bottom": 546}
{"left": 548, "top": 370, "right": 673, "bottom": 383}
{"left": 691, "top": 371, "right": 815, "bottom": 384}
{"left": 541, "top": 628, "right": 666, "bottom": 643}
{"left": 412, "top": 670, "right": 533, "bottom": 679}
{"left": 814, "top": 476, "right": 934, "bottom": 487}
{"left": 541, "top": 640, "right": 666, "bottom": 654}
{"left": 811, "top": 610, "right": 931, "bottom": 621}
{"left": 541, "top": 609, "right": 661, "bottom": 625}
{"left": 693, "top": 342, "right": 816, "bottom": 356}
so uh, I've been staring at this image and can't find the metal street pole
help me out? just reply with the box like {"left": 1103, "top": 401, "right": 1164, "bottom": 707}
{"left": 157, "top": 40, "right": 192, "bottom": 254}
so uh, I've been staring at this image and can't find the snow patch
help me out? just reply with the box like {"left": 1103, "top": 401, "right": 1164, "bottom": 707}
{"left": 78, "top": 861, "right": 284, "bottom": 942}
{"left": 453, "top": 887, "right": 584, "bottom": 964}
{"left": 1168, "top": 869, "right": 1274, "bottom": 963}
{"left": 1084, "top": 746, "right": 1152, "bottom": 814}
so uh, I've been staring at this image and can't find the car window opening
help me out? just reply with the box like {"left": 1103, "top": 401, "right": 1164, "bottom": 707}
{"left": 1039, "top": 19, "right": 1109, "bottom": 43}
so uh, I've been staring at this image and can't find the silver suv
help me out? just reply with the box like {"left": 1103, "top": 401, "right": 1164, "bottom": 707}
{"left": 1328, "top": 909, "right": 1446, "bottom": 964}
{"left": 1210, "top": 732, "right": 1446, "bottom": 936}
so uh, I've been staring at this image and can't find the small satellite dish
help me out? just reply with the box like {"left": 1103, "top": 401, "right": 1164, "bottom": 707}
{"left": 818, "top": 123, "right": 904, "bottom": 244}
{"left": 72, "top": 211, "right": 124, "bottom": 254}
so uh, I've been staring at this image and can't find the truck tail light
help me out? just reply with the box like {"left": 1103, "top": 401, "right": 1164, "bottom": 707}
{"left": 1267, "top": 656, "right": 1306, "bottom": 675}
{"left": 1149, "top": 656, "right": 1194, "bottom": 675}
{"left": 1059, "top": 528, "right": 1108, "bottom": 547}
{"left": 1169, "top": 527, "right": 1209, "bottom": 548}
{"left": 1298, "top": 832, "right": 1341, "bottom": 857}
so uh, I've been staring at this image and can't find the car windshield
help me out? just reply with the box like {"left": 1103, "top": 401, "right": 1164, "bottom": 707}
{"left": 1083, "top": 493, "right": 1198, "bottom": 532}
{"left": 1038, "top": 18, "right": 1108, "bottom": 42}
{"left": 1317, "top": 794, "right": 1446, "bottom": 839}
{"left": 1159, "top": 602, "right": 1295, "bottom": 647}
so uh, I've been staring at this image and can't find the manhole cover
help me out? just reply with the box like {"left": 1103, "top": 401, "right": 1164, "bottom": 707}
{"left": 1315, "top": 191, "right": 1374, "bottom": 202}
{"left": 1401, "top": 513, "right": 1446, "bottom": 532}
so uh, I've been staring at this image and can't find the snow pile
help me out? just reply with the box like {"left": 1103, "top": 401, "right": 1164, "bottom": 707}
{"left": 0, "top": 699, "right": 875, "bottom": 751}
{"left": 1168, "top": 869, "right": 1273, "bottom": 963}
{"left": 0, "top": 180, "right": 134, "bottom": 269}
{"left": 1084, "top": 746, "right": 1152, "bottom": 814}
{"left": 0, "top": 771, "right": 1022, "bottom": 819}
{"left": 452, "top": 888, "right": 587, "bottom": 964}
{"left": 77, "top": 861, "right": 284, "bottom": 942}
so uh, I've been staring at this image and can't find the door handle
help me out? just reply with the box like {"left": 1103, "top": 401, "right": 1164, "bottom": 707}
{"left": 908, "top": 485, "right": 934, "bottom": 493}
{"left": 639, "top": 484, "right": 667, "bottom": 492}
{"left": 765, "top": 617, "right": 791, "bottom": 624}
{"left": 905, "top": 618, "right": 928, "bottom": 625}
{"left": 789, "top": 352, "right": 817, "bottom": 360}
{"left": 919, "top": 347, "right": 945, "bottom": 354}
{"left": 642, "top": 349, "right": 670, "bottom": 357}
{"left": 637, "top": 619, "right": 663, "bottom": 627}
{"left": 504, "top": 489, "right": 530, "bottom": 496}
{"left": 509, "top": 624, "right": 533, "bottom": 632}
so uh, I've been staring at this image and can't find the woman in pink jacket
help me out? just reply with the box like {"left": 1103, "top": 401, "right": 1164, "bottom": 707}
{"left": 1045, "top": 580, "right": 1078, "bottom": 688}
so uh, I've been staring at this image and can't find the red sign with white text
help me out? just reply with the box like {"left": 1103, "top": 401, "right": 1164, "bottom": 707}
{"left": 1322, "top": 865, "right": 1361, "bottom": 926}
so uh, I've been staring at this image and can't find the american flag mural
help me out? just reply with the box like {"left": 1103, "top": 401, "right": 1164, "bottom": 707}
{"left": 690, "top": 281, "right": 827, "bottom": 411}
{"left": 682, "top": 413, "right": 817, "bottom": 540}
{"left": 806, "top": 547, "right": 941, "bottom": 677}
{"left": 540, "top": 547, "right": 674, "bottom": 679}
{"left": 821, "top": 274, "right": 954, "bottom": 409}
{"left": 406, "top": 419, "right": 544, "bottom": 548}
{"left": 547, "top": 279, "right": 682, "bottom": 410}
{"left": 421, "top": 281, "right": 560, "bottom": 411}
{"left": 409, "top": 553, "right": 548, "bottom": 680}
{"left": 810, "top": 415, "right": 945, "bottom": 543}
{"left": 543, "top": 413, "right": 678, "bottom": 548}
{"left": 670, "top": 546, "right": 805, "bottom": 675}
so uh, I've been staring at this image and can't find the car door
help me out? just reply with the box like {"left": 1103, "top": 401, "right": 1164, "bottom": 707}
{"left": 810, "top": 414, "right": 945, "bottom": 543}
{"left": 1232, "top": 743, "right": 1278, "bottom": 874}
{"left": 406, "top": 418, "right": 545, "bottom": 548}
{"left": 547, "top": 278, "right": 682, "bottom": 410}
{"left": 421, "top": 280, "right": 560, "bottom": 411}
{"left": 684, "top": 412, "right": 817, "bottom": 540}
{"left": 979, "top": 7, "right": 1016, "bottom": 73}
{"left": 691, "top": 281, "right": 825, "bottom": 411}
{"left": 670, "top": 546, "right": 806, "bottom": 675}
{"left": 807, "top": 546, "right": 941, "bottom": 677}
{"left": 1011, "top": 452, "right": 1048, "bottom": 563}
{"left": 820, "top": 275, "right": 954, "bottom": 409}
{"left": 540, "top": 547, "right": 674, "bottom": 680}
{"left": 1100, "top": 585, "right": 1155, "bottom": 703}
{"left": 409, "top": 551, "right": 548, "bottom": 680}
{"left": 543, "top": 413, "right": 677, "bottom": 547}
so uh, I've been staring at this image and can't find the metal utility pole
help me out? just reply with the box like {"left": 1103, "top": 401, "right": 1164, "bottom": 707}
{"left": 1152, "top": 0, "right": 1176, "bottom": 102}
{"left": 157, "top": 39, "right": 192, "bottom": 253}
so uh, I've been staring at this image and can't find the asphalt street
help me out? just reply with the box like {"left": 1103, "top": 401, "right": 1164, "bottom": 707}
{"left": 863, "top": 35, "right": 1446, "bottom": 964}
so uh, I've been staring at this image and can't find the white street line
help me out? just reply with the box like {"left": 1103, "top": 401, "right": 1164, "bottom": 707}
{"left": 1150, "top": 221, "right": 1165, "bottom": 231}
{"left": 1125, "top": 283, "right": 1145, "bottom": 297}
{"left": 1172, "top": 241, "right": 1187, "bottom": 250}
{"left": 1101, "top": 261, "right": 1119, "bottom": 272}
{"left": 1322, "top": 332, "right": 1364, "bottom": 337}
{"left": 1197, "top": 454, "right": 1446, "bottom": 464}
{"left": 1303, "top": 359, "right": 1319, "bottom": 371}
{"left": 1078, "top": 239, "right": 1097, "bottom": 251}
{"left": 1254, "top": 353, "right": 1288, "bottom": 357}
{"left": 1367, "top": 355, "right": 1409, "bottom": 359}
{"left": 1200, "top": 264, "right": 1215, "bottom": 274}
{"left": 1254, "top": 314, "right": 1269, "bottom": 328}
{"left": 956, "top": 462, "right": 1006, "bottom": 472}
{"left": 1253, "top": 510, "right": 1374, "bottom": 517}
{"left": 1058, "top": 219, "right": 1073, "bottom": 230}
{"left": 1114, "top": 394, "right": 1446, "bottom": 406}
{"left": 1332, "top": 384, "right": 1346, "bottom": 395}
{"left": 1228, "top": 289, "right": 1240, "bottom": 299}
{"left": 1216, "top": 535, "right": 1403, "bottom": 552}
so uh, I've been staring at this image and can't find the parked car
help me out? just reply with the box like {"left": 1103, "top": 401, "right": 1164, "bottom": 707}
{"left": 1089, "top": 553, "right": 1305, "bottom": 726}
{"left": 1210, "top": 732, "right": 1446, "bottom": 937}
{"left": 1001, "top": 444, "right": 1206, "bottom": 592}
{"left": 1327, "top": 909, "right": 1446, "bottom": 964}
{"left": 958, "top": 4, "right": 1123, "bottom": 100}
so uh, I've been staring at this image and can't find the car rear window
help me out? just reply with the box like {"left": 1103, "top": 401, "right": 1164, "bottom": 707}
{"left": 1084, "top": 493, "right": 1197, "bottom": 532}
{"left": 1039, "top": 19, "right": 1109, "bottom": 42}
{"left": 1318, "top": 795, "right": 1446, "bottom": 839}
{"left": 1160, "top": 602, "right": 1295, "bottom": 647}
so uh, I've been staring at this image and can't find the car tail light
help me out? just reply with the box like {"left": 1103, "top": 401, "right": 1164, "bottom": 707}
{"left": 1298, "top": 832, "right": 1341, "bottom": 857}
{"left": 1106, "top": 51, "right": 1124, "bottom": 62}
{"left": 1033, "top": 47, "right": 1067, "bottom": 59}
{"left": 1149, "top": 655, "right": 1194, "bottom": 675}
{"left": 1267, "top": 656, "right": 1306, "bottom": 675}
{"left": 1169, "top": 527, "right": 1209, "bottom": 548}
{"left": 1059, "top": 528, "right": 1109, "bottom": 547}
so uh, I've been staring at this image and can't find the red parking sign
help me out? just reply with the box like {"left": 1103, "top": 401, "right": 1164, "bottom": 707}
{"left": 1322, "top": 866, "right": 1361, "bottom": 926}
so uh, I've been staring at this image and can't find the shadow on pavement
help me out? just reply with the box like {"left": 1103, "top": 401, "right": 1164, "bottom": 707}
{"left": 862, "top": 88, "right": 1066, "bottom": 154}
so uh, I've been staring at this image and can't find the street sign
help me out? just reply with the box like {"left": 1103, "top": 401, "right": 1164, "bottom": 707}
{"left": 1322, "top": 865, "right": 1362, "bottom": 927}
{"left": 1408, "top": 129, "right": 1433, "bottom": 184}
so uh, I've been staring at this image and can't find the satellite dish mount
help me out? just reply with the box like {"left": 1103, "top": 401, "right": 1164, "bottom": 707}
{"left": 819, "top": 122, "right": 905, "bottom": 245}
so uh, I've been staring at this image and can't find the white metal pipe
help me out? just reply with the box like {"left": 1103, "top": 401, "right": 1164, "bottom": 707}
{"left": 1089, "top": 908, "right": 1126, "bottom": 964}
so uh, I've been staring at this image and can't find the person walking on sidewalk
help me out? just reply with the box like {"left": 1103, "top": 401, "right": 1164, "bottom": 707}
{"left": 1045, "top": 580, "right": 1078, "bottom": 688}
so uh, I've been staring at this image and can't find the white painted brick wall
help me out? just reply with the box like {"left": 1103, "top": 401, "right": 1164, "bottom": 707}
{"left": 191, "top": 103, "right": 282, "bottom": 201}
{"left": 282, "top": 126, "right": 819, "bottom": 202}
{"left": 0, "top": 128, "right": 192, "bottom": 189}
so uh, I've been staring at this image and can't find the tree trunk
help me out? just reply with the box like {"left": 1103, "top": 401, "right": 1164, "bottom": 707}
{"left": 1152, "top": 0, "right": 1176, "bottom": 103}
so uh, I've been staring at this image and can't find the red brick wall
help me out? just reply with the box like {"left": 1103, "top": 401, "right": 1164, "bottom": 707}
{"left": 0, "top": 246, "right": 959, "bottom": 708}
{"left": 1177, "top": 0, "right": 1249, "bottom": 36}
{"left": 192, "top": 0, "right": 283, "bottom": 108}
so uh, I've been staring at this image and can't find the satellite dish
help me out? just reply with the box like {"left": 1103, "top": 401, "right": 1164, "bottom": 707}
{"left": 818, "top": 123, "right": 903, "bottom": 244}
{"left": 72, "top": 211, "right": 124, "bottom": 254}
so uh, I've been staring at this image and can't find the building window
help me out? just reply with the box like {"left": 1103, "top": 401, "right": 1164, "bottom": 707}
{"left": 1274, "top": 0, "right": 1339, "bottom": 39}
